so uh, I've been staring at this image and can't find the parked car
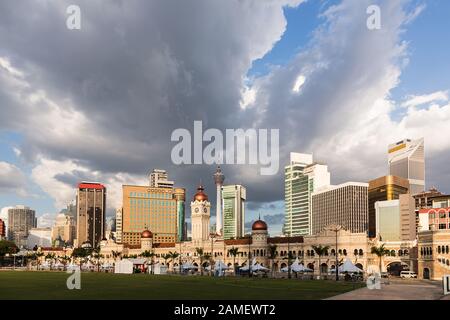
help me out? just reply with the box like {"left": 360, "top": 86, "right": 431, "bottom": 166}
{"left": 400, "top": 271, "right": 417, "bottom": 279}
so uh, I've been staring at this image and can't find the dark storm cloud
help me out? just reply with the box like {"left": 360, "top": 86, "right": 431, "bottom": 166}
{"left": 1, "top": 0, "right": 447, "bottom": 215}
{"left": 0, "top": 0, "right": 301, "bottom": 208}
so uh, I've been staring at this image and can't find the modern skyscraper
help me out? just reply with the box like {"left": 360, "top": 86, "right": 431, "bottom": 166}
{"left": 7, "top": 205, "right": 37, "bottom": 247}
{"left": 76, "top": 182, "right": 106, "bottom": 248}
{"left": 149, "top": 169, "right": 174, "bottom": 189}
{"left": 388, "top": 138, "right": 425, "bottom": 194}
{"left": 174, "top": 188, "right": 186, "bottom": 241}
{"left": 213, "top": 166, "right": 225, "bottom": 235}
{"left": 311, "top": 182, "right": 369, "bottom": 234}
{"left": 0, "top": 218, "right": 5, "bottom": 240}
{"left": 122, "top": 185, "right": 185, "bottom": 245}
{"left": 115, "top": 208, "right": 123, "bottom": 243}
{"left": 375, "top": 194, "right": 416, "bottom": 242}
{"left": 284, "top": 153, "right": 330, "bottom": 236}
{"left": 222, "top": 185, "right": 246, "bottom": 240}
{"left": 368, "top": 175, "right": 410, "bottom": 238}
{"left": 191, "top": 185, "right": 211, "bottom": 242}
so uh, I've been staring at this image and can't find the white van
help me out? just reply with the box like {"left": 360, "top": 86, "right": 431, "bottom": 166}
{"left": 400, "top": 271, "right": 417, "bottom": 279}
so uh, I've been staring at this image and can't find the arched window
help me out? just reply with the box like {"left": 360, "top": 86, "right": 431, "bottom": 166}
{"left": 438, "top": 246, "right": 441, "bottom": 254}
{"left": 338, "top": 249, "right": 342, "bottom": 255}
{"left": 343, "top": 249, "right": 347, "bottom": 256}
{"left": 446, "top": 246, "right": 449, "bottom": 254}
{"left": 420, "top": 248, "right": 424, "bottom": 256}
{"left": 404, "top": 250, "right": 409, "bottom": 256}
{"left": 331, "top": 249, "right": 335, "bottom": 256}
{"left": 398, "top": 250, "right": 403, "bottom": 256}
{"left": 359, "top": 249, "right": 364, "bottom": 256}
{"left": 324, "top": 250, "right": 328, "bottom": 256}
{"left": 354, "top": 249, "right": 358, "bottom": 256}
{"left": 390, "top": 250, "right": 396, "bottom": 257}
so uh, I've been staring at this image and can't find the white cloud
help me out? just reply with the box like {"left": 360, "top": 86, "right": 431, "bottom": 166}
{"left": 401, "top": 91, "right": 448, "bottom": 108}
{"left": 292, "top": 75, "right": 306, "bottom": 93}
{"left": 0, "top": 161, "right": 28, "bottom": 196}
{"left": 31, "top": 158, "right": 148, "bottom": 212}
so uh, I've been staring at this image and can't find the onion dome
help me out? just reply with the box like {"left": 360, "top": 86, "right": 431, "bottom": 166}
{"left": 141, "top": 229, "right": 153, "bottom": 238}
{"left": 193, "top": 185, "right": 208, "bottom": 201}
{"left": 252, "top": 219, "right": 268, "bottom": 231}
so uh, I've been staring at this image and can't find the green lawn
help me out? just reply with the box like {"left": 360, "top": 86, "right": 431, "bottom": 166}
{"left": 0, "top": 271, "right": 363, "bottom": 300}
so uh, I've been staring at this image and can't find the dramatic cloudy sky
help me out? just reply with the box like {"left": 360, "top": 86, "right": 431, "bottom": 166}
{"left": 0, "top": 0, "right": 449, "bottom": 235}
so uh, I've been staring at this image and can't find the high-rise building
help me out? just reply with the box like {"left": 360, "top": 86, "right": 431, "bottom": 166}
{"left": 174, "top": 188, "right": 186, "bottom": 241}
{"left": 191, "top": 185, "right": 211, "bottom": 242}
{"left": 122, "top": 185, "right": 185, "bottom": 245}
{"left": 51, "top": 213, "right": 76, "bottom": 245}
{"left": 388, "top": 138, "right": 425, "bottom": 194}
{"left": 213, "top": 166, "right": 225, "bottom": 235}
{"left": 7, "top": 205, "right": 37, "bottom": 247}
{"left": 375, "top": 194, "right": 416, "bottom": 242}
{"left": 368, "top": 175, "right": 410, "bottom": 237}
{"left": 149, "top": 169, "right": 174, "bottom": 189}
{"left": 312, "top": 182, "right": 368, "bottom": 234}
{"left": 0, "top": 218, "right": 5, "bottom": 239}
{"left": 222, "top": 185, "right": 246, "bottom": 240}
{"left": 76, "top": 182, "right": 106, "bottom": 248}
{"left": 284, "top": 153, "right": 330, "bottom": 236}
{"left": 115, "top": 208, "right": 123, "bottom": 243}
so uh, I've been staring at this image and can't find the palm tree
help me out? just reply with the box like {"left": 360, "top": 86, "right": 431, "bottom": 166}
{"left": 195, "top": 247, "right": 205, "bottom": 276}
{"left": 35, "top": 251, "right": 44, "bottom": 270}
{"left": 140, "top": 250, "right": 156, "bottom": 273}
{"left": 161, "top": 253, "right": 171, "bottom": 268}
{"left": 72, "top": 247, "right": 88, "bottom": 270}
{"left": 45, "top": 253, "right": 56, "bottom": 270}
{"left": 168, "top": 251, "right": 180, "bottom": 271}
{"left": 312, "top": 245, "right": 330, "bottom": 279}
{"left": 112, "top": 250, "right": 122, "bottom": 261}
{"left": 267, "top": 245, "right": 277, "bottom": 277}
{"left": 59, "top": 255, "right": 71, "bottom": 271}
{"left": 204, "top": 253, "right": 212, "bottom": 274}
{"left": 91, "top": 248, "right": 104, "bottom": 272}
{"left": 228, "top": 247, "right": 239, "bottom": 275}
{"left": 371, "top": 244, "right": 389, "bottom": 274}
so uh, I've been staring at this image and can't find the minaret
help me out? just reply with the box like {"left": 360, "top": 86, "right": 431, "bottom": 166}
{"left": 213, "top": 166, "right": 225, "bottom": 235}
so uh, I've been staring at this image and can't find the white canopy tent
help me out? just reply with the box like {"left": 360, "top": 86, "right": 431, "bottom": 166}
{"left": 331, "top": 259, "right": 363, "bottom": 273}
{"left": 114, "top": 259, "right": 133, "bottom": 274}
{"left": 281, "top": 258, "right": 313, "bottom": 273}
{"left": 252, "top": 263, "right": 269, "bottom": 272}
{"left": 153, "top": 263, "right": 168, "bottom": 274}
{"left": 214, "top": 260, "right": 229, "bottom": 271}
{"left": 181, "top": 262, "right": 198, "bottom": 270}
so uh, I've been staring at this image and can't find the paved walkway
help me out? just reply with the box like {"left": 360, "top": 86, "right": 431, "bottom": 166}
{"left": 327, "top": 279, "right": 446, "bottom": 300}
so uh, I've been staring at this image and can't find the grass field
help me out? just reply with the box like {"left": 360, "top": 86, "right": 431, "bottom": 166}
{"left": 0, "top": 271, "right": 363, "bottom": 300}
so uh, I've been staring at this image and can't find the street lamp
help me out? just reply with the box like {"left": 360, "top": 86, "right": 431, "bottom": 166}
{"left": 287, "top": 231, "right": 292, "bottom": 279}
{"left": 248, "top": 236, "right": 252, "bottom": 278}
{"left": 326, "top": 224, "right": 343, "bottom": 281}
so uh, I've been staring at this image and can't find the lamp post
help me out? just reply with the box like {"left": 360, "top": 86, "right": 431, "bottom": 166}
{"left": 210, "top": 232, "right": 218, "bottom": 276}
{"left": 248, "top": 236, "right": 252, "bottom": 278}
{"left": 287, "top": 231, "right": 292, "bottom": 279}
{"left": 326, "top": 225, "right": 343, "bottom": 281}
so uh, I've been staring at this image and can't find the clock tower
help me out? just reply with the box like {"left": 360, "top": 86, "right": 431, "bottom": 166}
{"left": 191, "top": 185, "right": 211, "bottom": 242}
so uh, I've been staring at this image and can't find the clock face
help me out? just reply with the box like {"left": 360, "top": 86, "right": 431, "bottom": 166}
{"left": 203, "top": 207, "right": 208, "bottom": 213}
{"left": 195, "top": 207, "right": 199, "bottom": 213}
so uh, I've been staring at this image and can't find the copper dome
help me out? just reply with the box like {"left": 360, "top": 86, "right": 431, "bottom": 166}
{"left": 141, "top": 229, "right": 153, "bottom": 238}
{"left": 193, "top": 185, "right": 208, "bottom": 201}
{"left": 252, "top": 220, "right": 268, "bottom": 231}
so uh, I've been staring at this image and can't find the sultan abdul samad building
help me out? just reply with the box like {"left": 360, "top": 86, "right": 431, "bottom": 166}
{"left": 99, "top": 184, "right": 418, "bottom": 275}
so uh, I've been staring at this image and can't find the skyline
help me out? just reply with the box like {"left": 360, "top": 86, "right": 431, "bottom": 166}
{"left": 1, "top": 0, "right": 450, "bottom": 235}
